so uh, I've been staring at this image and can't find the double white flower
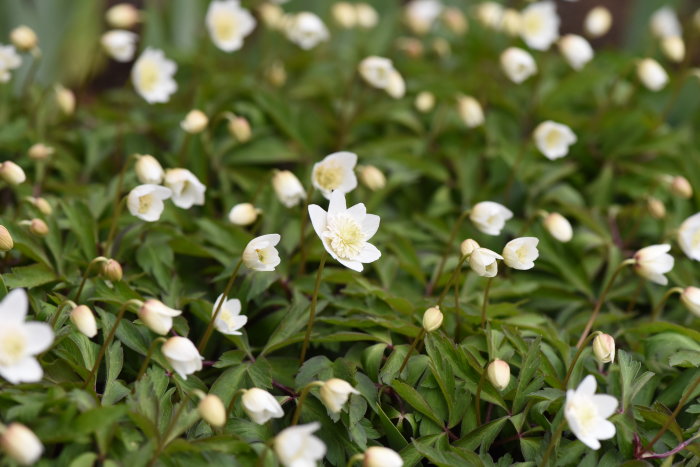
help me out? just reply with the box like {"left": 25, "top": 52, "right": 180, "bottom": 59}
{"left": 309, "top": 190, "right": 381, "bottom": 272}
{"left": 533, "top": 121, "right": 577, "bottom": 160}
{"left": 565, "top": 375, "right": 618, "bottom": 450}
{"left": 274, "top": 422, "right": 326, "bottom": 467}
{"left": 678, "top": 212, "right": 700, "bottom": 261}
{"left": 164, "top": 168, "right": 206, "bottom": 209}
{"left": 634, "top": 244, "right": 674, "bottom": 285}
{"left": 519, "top": 1, "right": 560, "bottom": 51}
{"left": 470, "top": 201, "right": 513, "bottom": 236}
{"left": 131, "top": 48, "right": 177, "bottom": 103}
{"left": 242, "top": 234, "right": 282, "bottom": 271}
{"left": 212, "top": 294, "right": 247, "bottom": 335}
{"left": 206, "top": 0, "right": 257, "bottom": 52}
{"left": 127, "top": 184, "right": 172, "bottom": 222}
{"left": 311, "top": 152, "right": 358, "bottom": 199}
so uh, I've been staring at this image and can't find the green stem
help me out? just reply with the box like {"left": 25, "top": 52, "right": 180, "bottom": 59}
{"left": 74, "top": 257, "right": 108, "bottom": 303}
{"left": 427, "top": 210, "right": 469, "bottom": 295}
{"left": 454, "top": 267, "right": 463, "bottom": 342}
{"left": 650, "top": 287, "right": 683, "bottom": 322}
{"left": 540, "top": 417, "right": 567, "bottom": 466}
{"left": 177, "top": 132, "right": 192, "bottom": 166}
{"left": 290, "top": 381, "right": 324, "bottom": 425}
{"left": 475, "top": 364, "right": 487, "bottom": 426}
{"left": 436, "top": 255, "right": 467, "bottom": 307}
{"left": 398, "top": 329, "right": 425, "bottom": 377}
{"left": 299, "top": 253, "right": 327, "bottom": 364}
{"left": 134, "top": 337, "right": 167, "bottom": 387}
{"left": 562, "top": 333, "right": 600, "bottom": 389}
{"left": 226, "top": 389, "right": 247, "bottom": 416}
{"left": 346, "top": 453, "right": 365, "bottom": 467}
{"left": 150, "top": 393, "right": 192, "bottom": 466}
{"left": 104, "top": 151, "right": 134, "bottom": 257}
{"left": 198, "top": 258, "right": 244, "bottom": 353}
{"left": 481, "top": 277, "right": 494, "bottom": 329}
{"left": 297, "top": 185, "right": 315, "bottom": 275}
{"left": 49, "top": 300, "right": 77, "bottom": 328}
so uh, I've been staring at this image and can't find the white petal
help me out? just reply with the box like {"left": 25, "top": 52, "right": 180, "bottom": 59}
{"left": 308, "top": 205, "right": 327, "bottom": 240}
{"left": 356, "top": 243, "right": 381, "bottom": 263}
{"left": 588, "top": 419, "right": 616, "bottom": 440}
{"left": 328, "top": 151, "right": 357, "bottom": 169}
{"left": 255, "top": 233, "right": 281, "bottom": 247}
{"left": 362, "top": 214, "right": 380, "bottom": 238}
{"left": 577, "top": 434, "right": 601, "bottom": 450}
{"left": 327, "top": 190, "right": 347, "bottom": 217}
{"left": 0, "top": 357, "right": 43, "bottom": 384}
{"left": 23, "top": 322, "right": 54, "bottom": 354}
{"left": 346, "top": 203, "right": 366, "bottom": 223}
{"left": 577, "top": 375, "right": 597, "bottom": 395}
{"left": 593, "top": 394, "right": 618, "bottom": 418}
{"left": 0, "top": 288, "right": 28, "bottom": 323}
{"left": 338, "top": 257, "right": 363, "bottom": 271}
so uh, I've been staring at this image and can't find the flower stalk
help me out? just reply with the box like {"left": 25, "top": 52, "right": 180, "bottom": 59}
{"left": 290, "top": 381, "right": 324, "bottom": 425}
{"left": 198, "top": 258, "right": 244, "bottom": 353}
{"left": 427, "top": 210, "right": 469, "bottom": 295}
{"left": 650, "top": 287, "right": 683, "bottom": 322}
{"left": 299, "top": 253, "right": 327, "bottom": 364}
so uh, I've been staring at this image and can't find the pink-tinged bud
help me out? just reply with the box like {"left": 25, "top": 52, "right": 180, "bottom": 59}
{"left": 102, "top": 259, "right": 123, "bottom": 282}
{"left": 70, "top": 305, "right": 98, "bottom": 338}
{"left": 487, "top": 359, "right": 510, "bottom": 391}
{"left": 592, "top": 333, "right": 615, "bottom": 364}
{"left": 29, "top": 219, "right": 48, "bottom": 236}
{"left": 0, "top": 225, "right": 13, "bottom": 251}
{"left": 670, "top": 176, "right": 692, "bottom": 199}
{"left": 0, "top": 423, "right": 43, "bottom": 465}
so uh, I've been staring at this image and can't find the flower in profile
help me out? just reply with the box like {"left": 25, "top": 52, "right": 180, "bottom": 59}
{"left": 163, "top": 168, "right": 206, "bottom": 209}
{"left": 180, "top": 109, "right": 208, "bottom": 134}
{"left": 0, "top": 161, "right": 26, "bottom": 185}
{"left": 584, "top": 7, "right": 612, "bottom": 38}
{"left": 0, "top": 45, "right": 21, "bottom": 83}
{"left": 543, "top": 212, "right": 573, "bottom": 242}
{"left": 101, "top": 30, "right": 138, "bottom": 62}
{"left": 127, "top": 184, "right": 172, "bottom": 222}
{"left": 138, "top": 299, "right": 182, "bottom": 335}
{"left": 0, "top": 423, "right": 43, "bottom": 466}
{"left": 131, "top": 48, "right": 177, "bottom": 103}
{"left": 633, "top": 244, "right": 674, "bottom": 285}
{"left": 469, "top": 248, "right": 503, "bottom": 277}
{"left": 228, "top": 203, "right": 260, "bottom": 226}
{"left": 502, "top": 237, "right": 539, "bottom": 270}
{"left": 404, "top": 0, "right": 443, "bottom": 35}
{"left": 565, "top": 375, "right": 617, "bottom": 450}
{"left": 364, "top": 446, "right": 403, "bottom": 467}
{"left": 470, "top": 201, "right": 513, "bottom": 236}
{"left": 533, "top": 121, "right": 577, "bottom": 160}
{"left": 241, "top": 388, "right": 285, "bottom": 424}
{"left": 135, "top": 154, "right": 164, "bottom": 185}
{"left": 519, "top": 1, "right": 560, "bottom": 51}
{"left": 680, "top": 287, "right": 700, "bottom": 317}
{"left": 311, "top": 151, "right": 358, "bottom": 199}
{"left": 161, "top": 336, "right": 203, "bottom": 379}
{"left": 285, "top": 12, "right": 329, "bottom": 50}
{"left": 0, "top": 289, "right": 54, "bottom": 384}
{"left": 678, "top": 212, "right": 700, "bottom": 261}
{"left": 559, "top": 34, "right": 593, "bottom": 70}
{"left": 274, "top": 422, "right": 327, "bottom": 467}
{"left": 212, "top": 294, "right": 247, "bottom": 335}
{"left": 457, "top": 95, "right": 484, "bottom": 129}
{"left": 319, "top": 378, "right": 360, "bottom": 413}
{"left": 309, "top": 190, "right": 381, "bottom": 272}
{"left": 649, "top": 6, "right": 681, "bottom": 39}
{"left": 206, "top": 0, "right": 257, "bottom": 52}
{"left": 272, "top": 170, "right": 306, "bottom": 207}
{"left": 500, "top": 47, "right": 537, "bottom": 84}
{"left": 70, "top": 305, "right": 98, "bottom": 338}
{"left": 242, "top": 234, "right": 281, "bottom": 271}
{"left": 637, "top": 58, "right": 668, "bottom": 92}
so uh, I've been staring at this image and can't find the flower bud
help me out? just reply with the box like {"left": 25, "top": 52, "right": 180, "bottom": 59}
{"left": 265, "top": 61, "right": 287, "bottom": 87}
{"left": 28, "top": 143, "right": 54, "bottom": 161}
{"left": 396, "top": 37, "right": 423, "bottom": 58}
{"left": 28, "top": 197, "right": 52, "bottom": 215}
{"left": 272, "top": 170, "right": 306, "bottom": 208}
{"left": 670, "top": 175, "right": 692, "bottom": 199}
{"left": 647, "top": 197, "right": 666, "bottom": 219}
{"left": 457, "top": 95, "right": 484, "bottom": 128}
{"left": 241, "top": 388, "right": 285, "bottom": 424}
{"left": 29, "top": 219, "right": 48, "bottom": 236}
{"left": 584, "top": 7, "right": 612, "bottom": 38}
{"left": 501, "top": 9, "right": 521, "bottom": 36}
{"left": 442, "top": 7, "right": 467, "bottom": 35}
{"left": 10, "top": 26, "right": 38, "bottom": 52}
{"left": 487, "top": 359, "right": 510, "bottom": 391}
{"left": 70, "top": 305, "right": 98, "bottom": 338}
{"left": 460, "top": 239, "right": 479, "bottom": 257}
{"left": 0, "top": 225, "right": 13, "bottom": 251}
{"left": 180, "top": 110, "right": 208, "bottom": 134}
{"left": 476, "top": 2, "right": 504, "bottom": 29}
{"left": 592, "top": 333, "right": 615, "bottom": 364}
{"left": 0, "top": 161, "right": 26, "bottom": 185}
{"left": 228, "top": 116, "right": 252, "bottom": 143}
{"left": 258, "top": 3, "right": 285, "bottom": 30}
{"left": 385, "top": 70, "right": 406, "bottom": 99}
{"left": 422, "top": 306, "right": 443, "bottom": 332}
{"left": 55, "top": 85, "right": 75, "bottom": 115}
{"left": 106, "top": 3, "right": 141, "bottom": 29}
{"left": 101, "top": 259, "right": 123, "bottom": 282}
{"left": 637, "top": 58, "right": 668, "bottom": 92}
{"left": 558, "top": 34, "right": 594, "bottom": 71}
{"left": 355, "top": 3, "right": 378, "bottom": 29}
{"left": 139, "top": 300, "right": 182, "bottom": 335}
{"left": 414, "top": 91, "right": 435, "bottom": 113}
{"left": 332, "top": 2, "right": 357, "bottom": 28}
{"left": 228, "top": 203, "right": 260, "bottom": 226}
{"left": 319, "top": 378, "right": 360, "bottom": 413}
{"left": 543, "top": 212, "right": 573, "bottom": 243}
{"left": 198, "top": 394, "right": 227, "bottom": 427}
{"left": 135, "top": 154, "right": 164, "bottom": 185}
{"left": 363, "top": 446, "right": 403, "bottom": 467}
{"left": 0, "top": 423, "right": 43, "bottom": 465}
{"left": 680, "top": 286, "right": 700, "bottom": 317}
{"left": 661, "top": 36, "right": 685, "bottom": 63}
{"left": 358, "top": 165, "right": 386, "bottom": 191}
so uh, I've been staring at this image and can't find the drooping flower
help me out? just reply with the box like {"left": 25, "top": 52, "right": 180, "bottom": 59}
{"left": 633, "top": 244, "right": 674, "bottom": 285}
{"left": 127, "top": 184, "right": 172, "bottom": 222}
{"left": 319, "top": 378, "right": 360, "bottom": 413}
{"left": 161, "top": 336, "right": 203, "bottom": 379}
{"left": 558, "top": 34, "right": 594, "bottom": 70}
{"left": 0, "top": 289, "right": 54, "bottom": 384}
{"left": 519, "top": 1, "right": 560, "bottom": 51}
{"left": 308, "top": 190, "right": 381, "bottom": 272}
{"left": 533, "top": 121, "right": 577, "bottom": 160}
{"left": 311, "top": 151, "right": 358, "bottom": 199}
{"left": 242, "top": 234, "right": 281, "bottom": 271}
{"left": 500, "top": 47, "right": 537, "bottom": 84}
{"left": 543, "top": 212, "right": 573, "bottom": 242}
{"left": 131, "top": 48, "right": 177, "bottom": 103}
{"left": 0, "top": 45, "right": 22, "bottom": 83}
{"left": 206, "top": 0, "right": 257, "bottom": 52}
{"left": 274, "top": 422, "right": 327, "bottom": 467}
{"left": 101, "top": 30, "right": 138, "bottom": 62}
{"left": 163, "top": 168, "right": 206, "bottom": 209}
{"left": 565, "top": 375, "right": 618, "bottom": 450}
{"left": 272, "top": 170, "right": 306, "bottom": 208}
{"left": 241, "top": 388, "right": 285, "bottom": 424}
{"left": 138, "top": 299, "right": 182, "bottom": 335}
{"left": 285, "top": 12, "right": 329, "bottom": 50}
{"left": 469, "top": 201, "right": 513, "bottom": 236}
{"left": 0, "top": 423, "right": 43, "bottom": 466}
{"left": 502, "top": 237, "right": 539, "bottom": 270}
{"left": 212, "top": 294, "right": 247, "bottom": 335}
{"left": 469, "top": 247, "right": 503, "bottom": 277}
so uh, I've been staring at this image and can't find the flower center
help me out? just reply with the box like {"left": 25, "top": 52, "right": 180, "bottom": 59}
{"left": 313, "top": 163, "right": 344, "bottom": 191}
{"left": 516, "top": 246, "right": 530, "bottom": 262}
{"left": 255, "top": 248, "right": 268, "bottom": 263}
{"left": 0, "top": 331, "right": 27, "bottom": 366}
{"left": 692, "top": 229, "right": 700, "bottom": 249}
{"left": 213, "top": 15, "right": 239, "bottom": 41}
{"left": 138, "top": 194, "right": 154, "bottom": 214}
{"left": 323, "top": 214, "right": 365, "bottom": 259}
{"left": 523, "top": 13, "right": 544, "bottom": 36}
{"left": 568, "top": 399, "right": 598, "bottom": 433}
{"left": 138, "top": 60, "right": 160, "bottom": 92}
{"left": 545, "top": 130, "right": 563, "bottom": 149}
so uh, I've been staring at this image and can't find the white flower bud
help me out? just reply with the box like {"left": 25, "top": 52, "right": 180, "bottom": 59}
{"left": 101, "top": 259, "right": 123, "bottom": 282}
{"left": 28, "top": 143, "right": 54, "bottom": 161}
{"left": 469, "top": 248, "right": 502, "bottom": 277}
{"left": 319, "top": 378, "right": 360, "bottom": 413}
{"left": 54, "top": 85, "right": 75, "bottom": 115}
{"left": 592, "top": 333, "right": 615, "bottom": 364}
{"left": 161, "top": 336, "right": 203, "bottom": 379}
{"left": 487, "top": 359, "right": 510, "bottom": 391}
{"left": 661, "top": 36, "right": 685, "bottom": 63}
{"left": 501, "top": 9, "right": 521, "bottom": 36}
{"left": 241, "top": 388, "right": 284, "bottom": 424}
{"left": 385, "top": 70, "right": 405, "bottom": 99}
{"left": 0, "top": 423, "right": 43, "bottom": 465}
{"left": 543, "top": 212, "right": 573, "bottom": 242}
{"left": 637, "top": 58, "right": 668, "bottom": 91}
{"left": 228, "top": 203, "right": 260, "bottom": 226}
{"left": 476, "top": 2, "right": 504, "bottom": 30}
{"left": 457, "top": 95, "right": 484, "bottom": 128}
{"left": 500, "top": 47, "right": 537, "bottom": 84}
{"left": 0, "top": 225, "right": 13, "bottom": 251}
{"left": 332, "top": 2, "right": 357, "bottom": 28}
{"left": 358, "top": 165, "right": 386, "bottom": 191}
{"left": 10, "top": 26, "right": 38, "bottom": 52}
{"left": 355, "top": 3, "right": 379, "bottom": 29}
{"left": 584, "top": 7, "right": 612, "bottom": 38}
{"left": 29, "top": 219, "right": 48, "bottom": 237}
{"left": 647, "top": 197, "right": 666, "bottom": 219}
{"left": 0, "top": 161, "right": 26, "bottom": 185}
{"left": 680, "top": 287, "right": 700, "bottom": 317}
{"left": 415, "top": 91, "right": 435, "bottom": 113}
{"left": 272, "top": 170, "right": 306, "bottom": 208}
{"left": 228, "top": 116, "right": 252, "bottom": 143}
{"left": 669, "top": 175, "right": 692, "bottom": 199}
{"left": 26, "top": 197, "right": 52, "bottom": 215}
{"left": 422, "top": 306, "right": 443, "bottom": 332}
{"left": 106, "top": 3, "right": 141, "bottom": 29}
{"left": 442, "top": 7, "right": 467, "bottom": 35}
{"left": 198, "top": 394, "right": 227, "bottom": 427}
{"left": 135, "top": 155, "right": 164, "bottom": 185}
{"left": 70, "top": 305, "right": 98, "bottom": 338}
{"left": 363, "top": 446, "right": 403, "bottom": 467}
{"left": 180, "top": 109, "right": 208, "bottom": 134}
{"left": 558, "top": 34, "right": 594, "bottom": 70}
{"left": 138, "top": 299, "right": 182, "bottom": 335}
{"left": 460, "top": 239, "right": 479, "bottom": 257}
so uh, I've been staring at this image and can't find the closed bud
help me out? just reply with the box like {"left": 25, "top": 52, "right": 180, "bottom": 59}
{"left": 70, "top": 305, "right": 98, "bottom": 338}
{"left": 135, "top": 154, "right": 164, "bottom": 185}
{"left": 28, "top": 197, "right": 52, "bottom": 215}
{"left": 55, "top": 85, "right": 75, "bottom": 115}
{"left": 106, "top": 3, "right": 141, "bottom": 29}
{"left": 0, "top": 161, "right": 26, "bottom": 185}
{"left": 487, "top": 359, "right": 510, "bottom": 391}
{"left": 543, "top": 212, "right": 573, "bottom": 243}
{"left": 670, "top": 175, "right": 692, "bottom": 199}
{"left": 272, "top": 170, "right": 306, "bottom": 208}
{"left": 460, "top": 239, "right": 479, "bottom": 257}
{"left": 442, "top": 7, "right": 467, "bottom": 35}
{"left": 637, "top": 58, "right": 668, "bottom": 91}
{"left": 559, "top": 34, "right": 594, "bottom": 71}
{"left": 180, "top": 110, "right": 208, "bottom": 134}
{"left": 265, "top": 61, "right": 287, "bottom": 87}
{"left": 28, "top": 143, "right": 54, "bottom": 161}
{"left": 198, "top": 394, "right": 227, "bottom": 427}
{"left": 258, "top": 3, "right": 285, "bottom": 30}
{"left": 319, "top": 378, "right": 360, "bottom": 413}
{"left": 396, "top": 37, "right": 423, "bottom": 58}
{"left": 363, "top": 446, "right": 403, "bottom": 467}
{"left": 332, "top": 2, "right": 357, "bottom": 28}
{"left": 501, "top": 9, "right": 521, "bottom": 36}
{"left": 647, "top": 197, "right": 666, "bottom": 219}
{"left": 680, "top": 286, "right": 700, "bottom": 317}
{"left": 0, "top": 423, "right": 43, "bottom": 465}
{"left": 228, "top": 203, "right": 260, "bottom": 226}
{"left": 10, "top": 26, "right": 38, "bottom": 52}
{"left": 422, "top": 306, "right": 443, "bottom": 332}
{"left": 228, "top": 116, "right": 252, "bottom": 143}
{"left": 592, "top": 333, "right": 615, "bottom": 364}
{"left": 100, "top": 259, "right": 122, "bottom": 282}
{"left": 355, "top": 3, "right": 378, "bottom": 29}
{"left": 0, "top": 225, "right": 13, "bottom": 251}
{"left": 358, "top": 165, "right": 386, "bottom": 191}
{"left": 457, "top": 95, "right": 484, "bottom": 128}
{"left": 29, "top": 219, "right": 48, "bottom": 236}
{"left": 661, "top": 36, "right": 685, "bottom": 63}
{"left": 415, "top": 91, "right": 435, "bottom": 113}
{"left": 584, "top": 7, "right": 612, "bottom": 38}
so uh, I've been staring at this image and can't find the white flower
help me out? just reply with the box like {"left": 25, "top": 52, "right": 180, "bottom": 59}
{"left": 543, "top": 212, "right": 573, "bottom": 242}
{"left": 469, "top": 247, "right": 503, "bottom": 277}
{"left": 681, "top": 287, "right": 700, "bottom": 317}
{"left": 355, "top": 3, "right": 379, "bottom": 29}
{"left": 319, "top": 378, "right": 360, "bottom": 413}
{"left": 502, "top": 237, "right": 539, "bottom": 270}
{"left": 559, "top": 34, "right": 593, "bottom": 70}
{"left": 180, "top": 109, "right": 208, "bottom": 134}
{"left": 358, "top": 56, "right": 396, "bottom": 90}
{"left": 457, "top": 95, "right": 485, "bottom": 128}
{"left": 138, "top": 299, "right": 182, "bottom": 335}
{"left": 519, "top": 1, "right": 560, "bottom": 51}
{"left": 161, "top": 336, "right": 203, "bottom": 379}
{"left": 0, "top": 45, "right": 22, "bottom": 83}
{"left": 678, "top": 212, "right": 700, "bottom": 261}
{"left": 127, "top": 184, "right": 172, "bottom": 222}
{"left": 470, "top": 201, "right": 513, "bottom": 236}
{"left": 198, "top": 394, "right": 226, "bottom": 427}
{"left": 404, "top": 0, "right": 443, "bottom": 35}
{"left": 565, "top": 375, "right": 618, "bottom": 450}
{"left": 0, "top": 289, "right": 54, "bottom": 384}
{"left": 584, "top": 7, "right": 612, "bottom": 38}
{"left": 242, "top": 234, "right": 281, "bottom": 271}
{"left": 500, "top": 47, "right": 537, "bottom": 84}
{"left": 0, "top": 423, "right": 43, "bottom": 466}
{"left": 164, "top": 168, "right": 206, "bottom": 209}
{"left": 637, "top": 58, "right": 668, "bottom": 92}
{"left": 650, "top": 6, "right": 681, "bottom": 39}
{"left": 101, "top": 30, "right": 138, "bottom": 62}
{"left": 212, "top": 294, "right": 247, "bottom": 335}
{"left": 206, "top": 0, "right": 257, "bottom": 52}
{"left": 385, "top": 70, "right": 405, "bottom": 99}
{"left": 476, "top": 2, "right": 504, "bottom": 29}
{"left": 634, "top": 244, "right": 674, "bottom": 285}
{"left": 274, "top": 422, "right": 327, "bottom": 467}
{"left": 311, "top": 151, "right": 358, "bottom": 199}
{"left": 135, "top": 155, "right": 164, "bottom": 184}
{"left": 309, "top": 190, "right": 381, "bottom": 272}
{"left": 70, "top": 305, "right": 98, "bottom": 338}
{"left": 533, "top": 121, "right": 577, "bottom": 160}
{"left": 131, "top": 48, "right": 177, "bottom": 104}
{"left": 272, "top": 170, "right": 306, "bottom": 208}
{"left": 241, "top": 387, "right": 285, "bottom": 424}
{"left": 228, "top": 203, "right": 260, "bottom": 226}
{"left": 285, "top": 12, "right": 329, "bottom": 50}
{"left": 364, "top": 446, "right": 403, "bottom": 467}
